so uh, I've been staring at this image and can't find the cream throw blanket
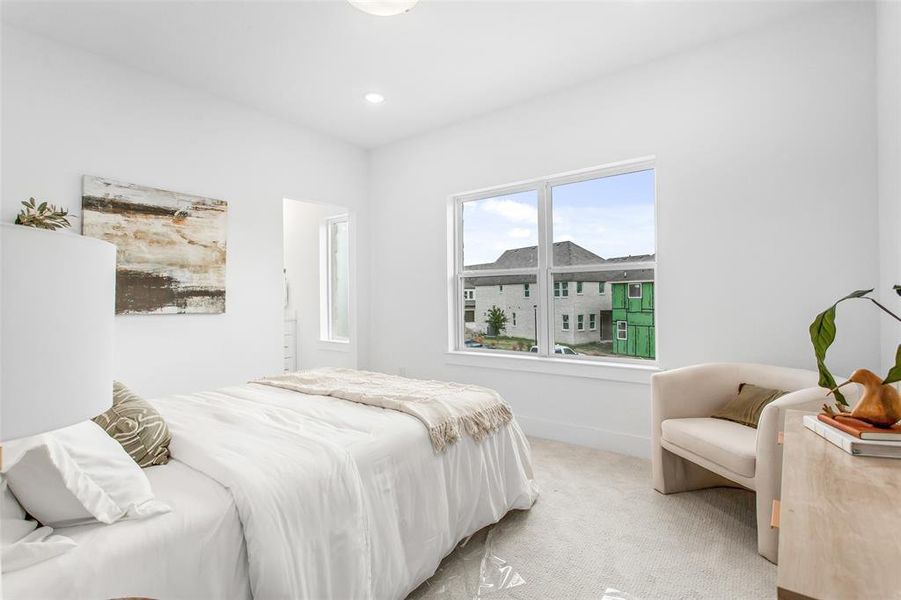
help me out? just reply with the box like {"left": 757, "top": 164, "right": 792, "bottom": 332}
{"left": 252, "top": 368, "right": 513, "bottom": 452}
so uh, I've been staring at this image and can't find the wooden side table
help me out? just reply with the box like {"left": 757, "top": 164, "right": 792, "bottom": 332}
{"left": 776, "top": 410, "right": 901, "bottom": 599}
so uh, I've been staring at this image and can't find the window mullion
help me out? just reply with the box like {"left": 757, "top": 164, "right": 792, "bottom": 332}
{"left": 537, "top": 181, "right": 552, "bottom": 358}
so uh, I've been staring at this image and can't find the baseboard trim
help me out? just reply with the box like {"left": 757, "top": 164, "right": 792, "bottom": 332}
{"left": 516, "top": 414, "right": 650, "bottom": 459}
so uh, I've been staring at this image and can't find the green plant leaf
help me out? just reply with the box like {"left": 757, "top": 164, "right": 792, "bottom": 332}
{"left": 884, "top": 345, "right": 901, "bottom": 385}
{"left": 809, "top": 289, "right": 873, "bottom": 405}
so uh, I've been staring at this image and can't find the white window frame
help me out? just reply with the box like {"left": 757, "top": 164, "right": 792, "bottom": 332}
{"left": 554, "top": 281, "right": 569, "bottom": 298}
{"left": 321, "top": 214, "right": 351, "bottom": 344}
{"left": 577, "top": 314, "right": 585, "bottom": 331}
{"left": 561, "top": 314, "right": 570, "bottom": 331}
{"left": 628, "top": 282, "right": 643, "bottom": 299}
{"left": 523, "top": 283, "right": 530, "bottom": 298}
{"left": 598, "top": 281, "right": 606, "bottom": 295}
{"left": 449, "top": 156, "right": 657, "bottom": 366}
{"left": 576, "top": 281, "right": 583, "bottom": 295}
{"left": 616, "top": 321, "right": 628, "bottom": 341}
{"left": 463, "top": 289, "right": 474, "bottom": 300}
{"left": 589, "top": 313, "right": 597, "bottom": 331}
{"left": 512, "top": 312, "right": 517, "bottom": 327}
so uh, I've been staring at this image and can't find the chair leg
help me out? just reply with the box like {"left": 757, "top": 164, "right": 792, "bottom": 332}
{"left": 653, "top": 447, "right": 736, "bottom": 494}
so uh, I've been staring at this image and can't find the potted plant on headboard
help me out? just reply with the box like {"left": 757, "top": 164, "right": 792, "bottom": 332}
{"left": 811, "top": 288, "right": 901, "bottom": 426}
{"left": 14, "top": 197, "right": 71, "bottom": 230}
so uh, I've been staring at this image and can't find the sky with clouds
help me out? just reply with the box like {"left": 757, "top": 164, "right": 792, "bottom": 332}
{"left": 463, "top": 169, "right": 655, "bottom": 266}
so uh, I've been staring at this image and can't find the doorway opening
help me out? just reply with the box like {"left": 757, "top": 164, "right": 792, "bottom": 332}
{"left": 283, "top": 198, "right": 354, "bottom": 372}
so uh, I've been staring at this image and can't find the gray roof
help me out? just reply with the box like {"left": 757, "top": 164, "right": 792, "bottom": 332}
{"left": 467, "top": 241, "right": 614, "bottom": 270}
{"left": 464, "top": 241, "right": 653, "bottom": 286}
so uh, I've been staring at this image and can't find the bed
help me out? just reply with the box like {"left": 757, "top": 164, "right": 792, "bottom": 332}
{"left": 4, "top": 380, "right": 538, "bottom": 599}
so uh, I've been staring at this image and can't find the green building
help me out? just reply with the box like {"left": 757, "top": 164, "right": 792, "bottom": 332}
{"left": 611, "top": 281, "right": 655, "bottom": 359}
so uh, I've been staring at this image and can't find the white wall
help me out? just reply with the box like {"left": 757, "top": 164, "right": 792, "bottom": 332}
{"left": 877, "top": 1, "right": 901, "bottom": 375}
{"left": 368, "top": 4, "right": 880, "bottom": 457}
{"left": 283, "top": 199, "right": 357, "bottom": 370}
{"left": 1, "top": 26, "right": 370, "bottom": 398}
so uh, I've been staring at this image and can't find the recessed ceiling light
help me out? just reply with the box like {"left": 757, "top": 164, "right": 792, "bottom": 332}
{"left": 348, "top": 0, "right": 418, "bottom": 17}
{"left": 364, "top": 92, "right": 385, "bottom": 104}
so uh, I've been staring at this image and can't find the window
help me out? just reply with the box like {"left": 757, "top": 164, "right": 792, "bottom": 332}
{"left": 463, "top": 289, "right": 474, "bottom": 300}
{"left": 452, "top": 159, "right": 655, "bottom": 362}
{"left": 499, "top": 285, "right": 504, "bottom": 293}
{"left": 324, "top": 215, "right": 349, "bottom": 342}
{"left": 512, "top": 312, "right": 517, "bottom": 326}
{"left": 464, "top": 309, "right": 475, "bottom": 323}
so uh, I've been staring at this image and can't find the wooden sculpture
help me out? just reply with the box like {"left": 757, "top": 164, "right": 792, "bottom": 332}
{"left": 829, "top": 369, "right": 901, "bottom": 428}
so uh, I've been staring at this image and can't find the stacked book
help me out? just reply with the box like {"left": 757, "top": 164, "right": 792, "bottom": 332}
{"left": 802, "top": 413, "right": 901, "bottom": 458}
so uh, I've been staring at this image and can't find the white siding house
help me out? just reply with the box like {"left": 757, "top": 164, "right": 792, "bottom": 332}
{"left": 464, "top": 241, "right": 653, "bottom": 348}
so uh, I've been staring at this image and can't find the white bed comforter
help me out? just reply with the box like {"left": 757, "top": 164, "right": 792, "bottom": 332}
{"left": 153, "top": 382, "right": 538, "bottom": 600}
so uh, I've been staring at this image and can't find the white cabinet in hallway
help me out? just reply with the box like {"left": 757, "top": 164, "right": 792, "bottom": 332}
{"left": 284, "top": 311, "right": 297, "bottom": 372}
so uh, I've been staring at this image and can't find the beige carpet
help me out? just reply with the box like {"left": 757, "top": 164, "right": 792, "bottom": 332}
{"left": 409, "top": 437, "right": 776, "bottom": 600}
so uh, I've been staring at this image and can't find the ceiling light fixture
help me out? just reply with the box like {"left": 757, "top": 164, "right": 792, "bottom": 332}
{"left": 348, "top": 0, "right": 418, "bottom": 17}
{"left": 364, "top": 92, "right": 385, "bottom": 104}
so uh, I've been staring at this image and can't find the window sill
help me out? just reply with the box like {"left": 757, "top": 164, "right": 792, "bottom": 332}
{"left": 444, "top": 350, "right": 658, "bottom": 384}
{"left": 318, "top": 339, "right": 351, "bottom": 353}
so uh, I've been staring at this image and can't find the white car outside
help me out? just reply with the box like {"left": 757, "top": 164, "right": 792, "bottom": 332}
{"left": 529, "top": 344, "right": 579, "bottom": 355}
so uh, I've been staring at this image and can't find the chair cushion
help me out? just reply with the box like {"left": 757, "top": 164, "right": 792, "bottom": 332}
{"left": 661, "top": 417, "right": 757, "bottom": 478}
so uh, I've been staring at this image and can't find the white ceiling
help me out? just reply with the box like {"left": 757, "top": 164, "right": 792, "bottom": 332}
{"left": 2, "top": 1, "right": 814, "bottom": 148}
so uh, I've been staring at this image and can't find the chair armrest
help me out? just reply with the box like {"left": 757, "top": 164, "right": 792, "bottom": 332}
{"left": 757, "top": 386, "right": 835, "bottom": 450}
{"left": 754, "top": 387, "right": 832, "bottom": 525}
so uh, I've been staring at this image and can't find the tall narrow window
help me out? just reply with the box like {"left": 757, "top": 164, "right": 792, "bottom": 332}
{"left": 325, "top": 215, "right": 349, "bottom": 342}
{"left": 453, "top": 159, "right": 655, "bottom": 362}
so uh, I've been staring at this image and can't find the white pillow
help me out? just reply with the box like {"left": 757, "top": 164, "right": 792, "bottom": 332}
{"left": 3, "top": 421, "right": 170, "bottom": 528}
{"left": 1, "top": 480, "right": 77, "bottom": 573}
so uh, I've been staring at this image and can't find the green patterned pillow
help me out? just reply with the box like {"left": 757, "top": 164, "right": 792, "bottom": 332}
{"left": 93, "top": 382, "right": 171, "bottom": 467}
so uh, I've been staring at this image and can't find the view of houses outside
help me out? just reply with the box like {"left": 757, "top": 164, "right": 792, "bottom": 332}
{"left": 461, "top": 168, "right": 655, "bottom": 360}
{"left": 463, "top": 243, "right": 655, "bottom": 358}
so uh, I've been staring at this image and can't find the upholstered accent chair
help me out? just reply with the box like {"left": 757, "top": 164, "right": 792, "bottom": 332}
{"left": 651, "top": 363, "right": 856, "bottom": 564}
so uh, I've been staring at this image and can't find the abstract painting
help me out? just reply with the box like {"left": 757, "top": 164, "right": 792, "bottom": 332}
{"left": 82, "top": 175, "right": 227, "bottom": 314}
